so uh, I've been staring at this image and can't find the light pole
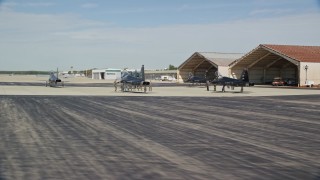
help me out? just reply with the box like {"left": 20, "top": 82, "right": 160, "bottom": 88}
{"left": 304, "top": 65, "right": 308, "bottom": 85}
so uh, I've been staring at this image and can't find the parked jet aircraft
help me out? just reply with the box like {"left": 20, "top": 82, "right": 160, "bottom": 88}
{"left": 186, "top": 72, "right": 208, "bottom": 85}
{"left": 120, "top": 65, "right": 150, "bottom": 92}
{"left": 210, "top": 69, "right": 253, "bottom": 93}
{"left": 46, "top": 69, "right": 64, "bottom": 87}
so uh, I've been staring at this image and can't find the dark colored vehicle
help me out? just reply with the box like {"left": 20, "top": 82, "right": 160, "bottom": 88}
{"left": 272, "top": 77, "right": 285, "bottom": 86}
{"left": 284, "top": 78, "right": 298, "bottom": 86}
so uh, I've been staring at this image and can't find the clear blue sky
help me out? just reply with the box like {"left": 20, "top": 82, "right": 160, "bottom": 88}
{"left": 1, "top": 0, "right": 320, "bottom": 71}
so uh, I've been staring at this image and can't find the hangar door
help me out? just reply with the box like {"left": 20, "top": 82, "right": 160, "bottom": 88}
{"left": 92, "top": 72, "right": 100, "bottom": 80}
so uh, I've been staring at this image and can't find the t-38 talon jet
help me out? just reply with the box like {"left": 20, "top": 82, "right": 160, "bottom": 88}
{"left": 120, "top": 65, "right": 150, "bottom": 93}
{"left": 186, "top": 72, "right": 208, "bottom": 85}
{"left": 210, "top": 69, "right": 254, "bottom": 93}
{"left": 46, "top": 68, "right": 64, "bottom": 87}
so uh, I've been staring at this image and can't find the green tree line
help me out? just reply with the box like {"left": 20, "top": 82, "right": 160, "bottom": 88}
{"left": 0, "top": 71, "right": 50, "bottom": 75}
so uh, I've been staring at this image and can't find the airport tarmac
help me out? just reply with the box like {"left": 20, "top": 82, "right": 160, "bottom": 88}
{"left": 1, "top": 95, "right": 320, "bottom": 179}
{"left": 0, "top": 75, "right": 320, "bottom": 179}
{"left": 1, "top": 84, "right": 320, "bottom": 97}
{"left": 0, "top": 75, "right": 319, "bottom": 97}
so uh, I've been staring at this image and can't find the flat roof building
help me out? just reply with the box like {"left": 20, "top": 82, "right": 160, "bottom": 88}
{"left": 92, "top": 68, "right": 122, "bottom": 80}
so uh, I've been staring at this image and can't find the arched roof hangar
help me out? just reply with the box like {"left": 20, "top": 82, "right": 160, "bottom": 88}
{"left": 178, "top": 52, "right": 243, "bottom": 82}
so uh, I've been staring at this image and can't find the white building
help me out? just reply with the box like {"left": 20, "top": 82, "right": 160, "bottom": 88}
{"left": 92, "top": 68, "right": 122, "bottom": 80}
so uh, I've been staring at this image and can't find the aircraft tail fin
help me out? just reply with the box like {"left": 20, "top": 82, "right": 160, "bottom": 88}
{"left": 214, "top": 71, "right": 223, "bottom": 79}
{"left": 240, "top": 69, "right": 249, "bottom": 82}
{"left": 141, "top": 65, "right": 145, "bottom": 81}
{"left": 56, "top": 68, "right": 59, "bottom": 80}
